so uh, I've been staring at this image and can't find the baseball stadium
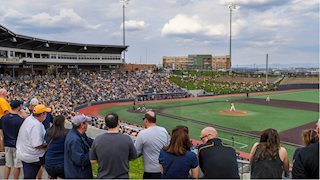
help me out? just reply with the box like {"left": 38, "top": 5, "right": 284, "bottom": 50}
{"left": 0, "top": 23, "right": 319, "bottom": 179}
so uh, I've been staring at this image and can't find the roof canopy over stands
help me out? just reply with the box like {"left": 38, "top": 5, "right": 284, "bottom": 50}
{"left": 0, "top": 25, "right": 127, "bottom": 54}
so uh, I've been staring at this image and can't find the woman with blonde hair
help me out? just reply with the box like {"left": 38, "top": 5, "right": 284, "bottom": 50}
{"left": 292, "top": 129, "right": 318, "bottom": 163}
{"left": 250, "top": 128, "right": 289, "bottom": 178}
{"left": 159, "top": 126, "right": 199, "bottom": 179}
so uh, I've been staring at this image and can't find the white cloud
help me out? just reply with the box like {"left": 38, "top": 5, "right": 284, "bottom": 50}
{"left": 253, "top": 10, "right": 292, "bottom": 28}
{"left": 259, "top": 18, "right": 291, "bottom": 27}
{"left": 25, "top": 9, "right": 83, "bottom": 27}
{"left": 290, "top": 0, "right": 319, "bottom": 11}
{"left": 121, "top": 20, "right": 146, "bottom": 31}
{"left": 1, "top": 7, "right": 102, "bottom": 32}
{"left": 161, "top": 14, "right": 228, "bottom": 37}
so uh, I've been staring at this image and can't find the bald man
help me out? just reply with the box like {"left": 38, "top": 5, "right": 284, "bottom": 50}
{"left": 135, "top": 111, "right": 169, "bottom": 179}
{"left": 198, "top": 127, "right": 240, "bottom": 179}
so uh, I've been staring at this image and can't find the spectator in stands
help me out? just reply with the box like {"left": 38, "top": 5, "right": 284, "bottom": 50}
{"left": 45, "top": 115, "right": 69, "bottom": 179}
{"left": 16, "top": 104, "right": 51, "bottom": 179}
{"left": 26, "top": 98, "right": 53, "bottom": 130}
{"left": 90, "top": 113, "right": 137, "bottom": 178}
{"left": 159, "top": 125, "right": 199, "bottom": 179}
{"left": 64, "top": 114, "right": 93, "bottom": 179}
{"left": 292, "top": 128, "right": 319, "bottom": 179}
{"left": 25, "top": 98, "right": 49, "bottom": 179}
{"left": 42, "top": 111, "right": 53, "bottom": 130}
{"left": 0, "top": 88, "right": 11, "bottom": 118}
{"left": 250, "top": 128, "right": 289, "bottom": 179}
{"left": 0, "top": 88, "right": 11, "bottom": 152}
{"left": 198, "top": 127, "right": 239, "bottom": 179}
{"left": 0, "top": 100, "right": 24, "bottom": 179}
{"left": 25, "top": 98, "right": 39, "bottom": 115}
{"left": 135, "top": 111, "right": 170, "bottom": 179}
{"left": 293, "top": 129, "right": 319, "bottom": 162}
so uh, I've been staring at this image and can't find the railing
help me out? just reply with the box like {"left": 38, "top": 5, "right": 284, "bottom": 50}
{"left": 238, "top": 159, "right": 251, "bottom": 179}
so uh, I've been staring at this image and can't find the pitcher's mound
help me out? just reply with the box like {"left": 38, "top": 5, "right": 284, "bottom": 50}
{"left": 218, "top": 110, "right": 249, "bottom": 116}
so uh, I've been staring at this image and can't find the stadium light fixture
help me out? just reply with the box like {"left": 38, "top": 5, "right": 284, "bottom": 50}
{"left": 10, "top": 37, "right": 17, "bottom": 42}
{"left": 120, "top": 0, "right": 130, "bottom": 63}
{"left": 45, "top": 42, "right": 50, "bottom": 48}
{"left": 228, "top": 2, "right": 238, "bottom": 75}
{"left": 84, "top": 46, "right": 87, "bottom": 51}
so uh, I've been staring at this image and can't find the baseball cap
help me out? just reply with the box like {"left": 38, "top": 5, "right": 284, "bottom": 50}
{"left": 10, "top": 100, "right": 23, "bottom": 109}
{"left": 71, "top": 114, "right": 92, "bottom": 126}
{"left": 30, "top": 98, "right": 39, "bottom": 106}
{"left": 33, "top": 104, "right": 51, "bottom": 114}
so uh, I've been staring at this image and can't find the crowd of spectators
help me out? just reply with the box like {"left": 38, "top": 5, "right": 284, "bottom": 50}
{"left": 0, "top": 70, "right": 318, "bottom": 179}
{"left": 170, "top": 74, "right": 277, "bottom": 94}
{"left": 0, "top": 72, "right": 187, "bottom": 146}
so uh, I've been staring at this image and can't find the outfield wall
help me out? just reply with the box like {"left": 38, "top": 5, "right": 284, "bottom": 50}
{"left": 74, "top": 99, "right": 134, "bottom": 111}
{"left": 277, "top": 83, "right": 319, "bottom": 90}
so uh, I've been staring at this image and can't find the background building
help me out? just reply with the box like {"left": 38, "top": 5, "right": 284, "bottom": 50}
{"left": 162, "top": 54, "right": 230, "bottom": 70}
{"left": 123, "top": 64, "right": 157, "bottom": 73}
{"left": 0, "top": 25, "right": 127, "bottom": 76}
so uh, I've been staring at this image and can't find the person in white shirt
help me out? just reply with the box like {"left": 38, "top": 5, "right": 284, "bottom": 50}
{"left": 16, "top": 104, "right": 51, "bottom": 179}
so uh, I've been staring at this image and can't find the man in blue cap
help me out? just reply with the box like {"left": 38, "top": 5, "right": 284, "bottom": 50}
{"left": 64, "top": 114, "right": 93, "bottom": 179}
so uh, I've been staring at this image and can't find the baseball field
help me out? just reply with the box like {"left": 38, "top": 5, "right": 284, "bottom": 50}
{"left": 79, "top": 89, "right": 319, "bottom": 162}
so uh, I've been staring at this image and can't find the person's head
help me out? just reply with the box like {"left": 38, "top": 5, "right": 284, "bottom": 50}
{"left": 254, "top": 128, "right": 280, "bottom": 161}
{"left": 302, "top": 129, "right": 319, "bottom": 146}
{"left": 200, "top": 127, "right": 218, "bottom": 143}
{"left": 10, "top": 100, "right": 23, "bottom": 111}
{"left": 259, "top": 128, "right": 280, "bottom": 149}
{"left": 48, "top": 115, "right": 67, "bottom": 139}
{"left": 33, "top": 104, "right": 51, "bottom": 122}
{"left": 316, "top": 121, "right": 320, "bottom": 136}
{"left": 105, "top": 113, "right": 119, "bottom": 129}
{"left": 71, "top": 114, "right": 92, "bottom": 134}
{"left": 163, "top": 125, "right": 192, "bottom": 156}
{"left": 142, "top": 111, "right": 156, "bottom": 127}
{"left": 0, "top": 88, "right": 8, "bottom": 97}
{"left": 53, "top": 115, "right": 66, "bottom": 128}
{"left": 29, "top": 98, "right": 39, "bottom": 110}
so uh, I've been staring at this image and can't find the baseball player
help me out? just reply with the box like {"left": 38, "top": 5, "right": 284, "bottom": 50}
{"left": 230, "top": 102, "right": 236, "bottom": 111}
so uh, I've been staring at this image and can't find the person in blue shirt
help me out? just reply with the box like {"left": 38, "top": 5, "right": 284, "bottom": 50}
{"left": 0, "top": 100, "right": 24, "bottom": 179}
{"left": 292, "top": 129, "right": 319, "bottom": 179}
{"left": 64, "top": 114, "right": 93, "bottom": 179}
{"left": 45, "top": 115, "right": 69, "bottom": 179}
{"left": 42, "top": 112, "right": 53, "bottom": 129}
{"left": 159, "top": 125, "right": 199, "bottom": 179}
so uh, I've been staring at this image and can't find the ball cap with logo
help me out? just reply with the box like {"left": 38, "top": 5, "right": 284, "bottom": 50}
{"left": 33, "top": 104, "right": 52, "bottom": 114}
{"left": 71, "top": 114, "right": 92, "bottom": 126}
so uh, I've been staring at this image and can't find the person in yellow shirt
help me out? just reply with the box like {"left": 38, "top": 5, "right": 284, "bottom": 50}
{"left": 0, "top": 88, "right": 12, "bottom": 152}
{"left": 0, "top": 88, "right": 11, "bottom": 118}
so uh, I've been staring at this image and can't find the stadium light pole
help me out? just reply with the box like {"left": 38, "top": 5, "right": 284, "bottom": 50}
{"left": 120, "top": 0, "right": 130, "bottom": 63}
{"left": 228, "top": 2, "right": 237, "bottom": 75}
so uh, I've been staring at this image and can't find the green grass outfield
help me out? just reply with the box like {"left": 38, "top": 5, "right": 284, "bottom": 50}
{"left": 97, "top": 89, "right": 319, "bottom": 178}
{"left": 251, "top": 89, "right": 319, "bottom": 103}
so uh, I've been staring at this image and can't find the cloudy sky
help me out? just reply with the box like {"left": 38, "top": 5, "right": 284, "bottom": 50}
{"left": 0, "top": 0, "right": 319, "bottom": 67}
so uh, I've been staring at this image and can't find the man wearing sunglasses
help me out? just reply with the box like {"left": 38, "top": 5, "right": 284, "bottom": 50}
{"left": 135, "top": 111, "right": 169, "bottom": 179}
{"left": 198, "top": 127, "right": 239, "bottom": 179}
